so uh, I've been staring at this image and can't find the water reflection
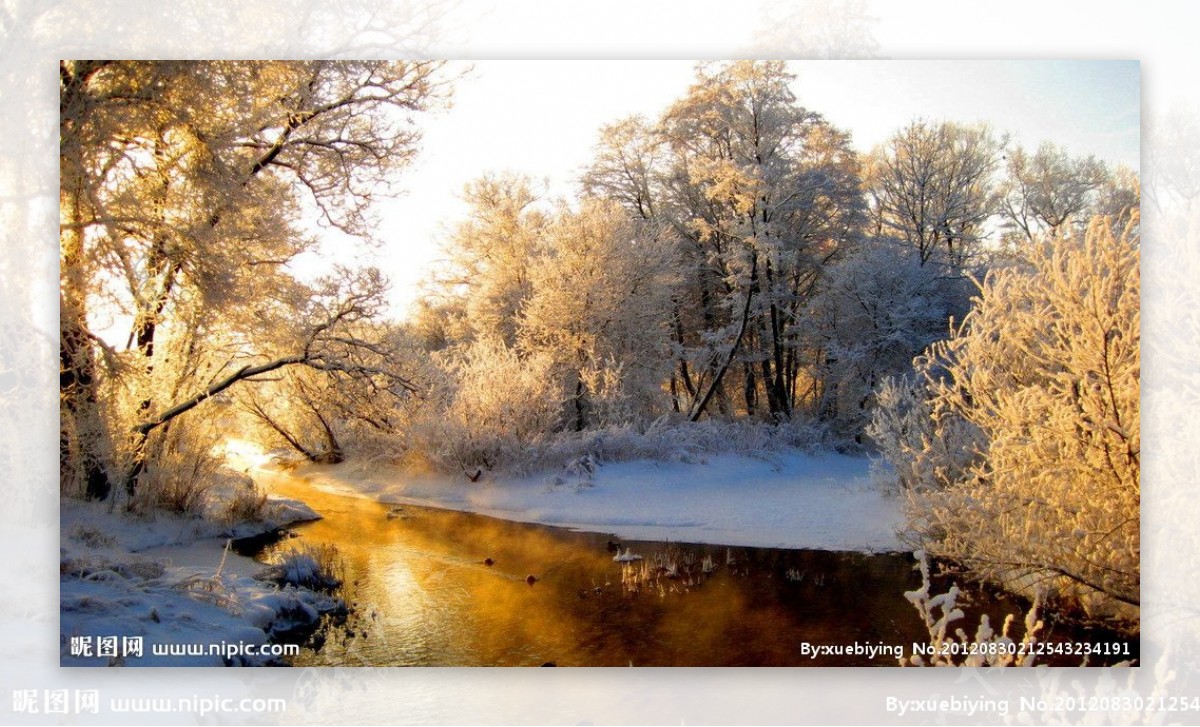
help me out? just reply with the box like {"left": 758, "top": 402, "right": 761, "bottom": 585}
{"left": 249, "top": 470, "right": 1136, "bottom": 667}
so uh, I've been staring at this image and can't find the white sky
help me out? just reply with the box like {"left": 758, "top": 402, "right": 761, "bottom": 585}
{"left": 322, "top": 60, "right": 1140, "bottom": 320}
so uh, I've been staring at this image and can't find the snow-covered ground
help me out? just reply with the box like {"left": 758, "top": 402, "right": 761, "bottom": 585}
{"left": 60, "top": 449, "right": 902, "bottom": 667}
{"left": 302, "top": 451, "right": 904, "bottom": 552}
{"left": 60, "top": 474, "right": 337, "bottom": 667}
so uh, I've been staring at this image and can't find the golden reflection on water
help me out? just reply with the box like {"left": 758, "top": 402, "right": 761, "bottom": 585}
{"left": 250, "top": 469, "right": 1134, "bottom": 667}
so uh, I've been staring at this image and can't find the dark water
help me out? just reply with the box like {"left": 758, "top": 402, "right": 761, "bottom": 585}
{"left": 245, "top": 471, "right": 1137, "bottom": 667}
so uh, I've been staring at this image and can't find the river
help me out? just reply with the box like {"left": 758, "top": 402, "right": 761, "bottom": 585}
{"left": 240, "top": 470, "right": 1137, "bottom": 667}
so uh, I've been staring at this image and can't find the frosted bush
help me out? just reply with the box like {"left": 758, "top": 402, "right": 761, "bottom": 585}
{"left": 130, "top": 421, "right": 224, "bottom": 516}
{"left": 902, "top": 550, "right": 1043, "bottom": 667}
{"left": 867, "top": 374, "right": 984, "bottom": 493}
{"left": 220, "top": 478, "right": 269, "bottom": 525}
{"left": 255, "top": 544, "right": 344, "bottom": 592}
{"left": 406, "top": 338, "right": 565, "bottom": 472}
{"left": 406, "top": 403, "right": 835, "bottom": 478}
{"left": 526, "top": 416, "right": 834, "bottom": 477}
{"left": 874, "top": 216, "right": 1140, "bottom": 618}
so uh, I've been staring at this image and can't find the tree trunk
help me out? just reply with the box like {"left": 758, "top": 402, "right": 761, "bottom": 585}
{"left": 253, "top": 403, "right": 318, "bottom": 463}
{"left": 672, "top": 305, "right": 697, "bottom": 412}
{"left": 742, "top": 361, "right": 757, "bottom": 415}
{"left": 59, "top": 178, "right": 112, "bottom": 499}
{"left": 689, "top": 257, "right": 756, "bottom": 422}
{"left": 768, "top": 300, "right": 791, "bottom": 420}
{"left": 308, "top": 401, "right": 345, "bottom": 464}
{"left": 60, "top": 312, "right": 111, "bottom": 500}
{"left": 573, "top": 375, "right": 587, "bottom": 432}
{"left": 759, "top": 358, "right": 777, "bottom": 416}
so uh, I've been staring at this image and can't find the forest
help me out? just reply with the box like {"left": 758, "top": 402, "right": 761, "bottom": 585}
{"left": 59, "top": 60, "right": 1140, "bottom": 665}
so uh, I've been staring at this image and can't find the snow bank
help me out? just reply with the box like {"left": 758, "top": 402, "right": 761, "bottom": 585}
{"left": 306, "top": 451, "right": 904, "bottom": 552}
{"left": 60, "top": 482, "right": 333, "bottom": 667}
{"left": 60, "top": 551, "right": 339, "bottom": 666}
{"left": 61, "top": 492, "right": 318, "bottom": 556}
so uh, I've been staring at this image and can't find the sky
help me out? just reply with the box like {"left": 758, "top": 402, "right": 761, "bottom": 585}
{"left": 319, "top": 60, "right": 1141, "bottom": 320}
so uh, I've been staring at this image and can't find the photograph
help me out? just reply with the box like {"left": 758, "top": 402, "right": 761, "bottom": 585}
{"left": 57, "top": 59, "right": 1139, "bottom": 669}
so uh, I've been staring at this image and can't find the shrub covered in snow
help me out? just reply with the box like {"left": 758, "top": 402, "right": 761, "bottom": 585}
{"left": 866, "top": 374, "right": 984, "bottom": 494}
{"left": 902, "top": 550, "right": 1043, "bottom": 667}
{"left": 398, "top": 330, "right": 844, "bottom": 476}
{"left": 873, "top": 216, "right": 1140, "bottom": 618}
{"left": 221, "top": 479, "right": 270, "bottom": 525}
{"left": 128, "top": 423, "right": 224, "bottom": 516}
{"left": 241, "top": 585, "right": 345, "bottom": 640}
{"left": 404, "top": 338, "right": 565, "bottom": 473}
{"left": 509, "top": 415, "right": 836, "bottom": 478}
{"left": 255, "top": 543, "right": 344, "bottom": 592}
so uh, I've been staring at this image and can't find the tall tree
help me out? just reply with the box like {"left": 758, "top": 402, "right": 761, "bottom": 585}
{"left": 1000, "top": 141, "right": 1109, "bottom": 242}
{"left": 59, "top": 60, "right": 447, "bottom": 498}
{"left": 1094, "top": 164, "right": 1141, "bottom": 231}
{"left": 654, "top": 61, "right": 864, "bottom": 420}
{"left": 581, "top": 115, "right": 662, "bottom": 221}
{"left": 804, "top": 241, "right": 955, "bottom": 438}
{"left": 521, "top": 200, "right": 680, "bottom": 429}
{"left": 868, "top": 120, "right": 1005, "bottom": 270}
{"left": 438, "top": 173, "right": 549, "bottom": 348}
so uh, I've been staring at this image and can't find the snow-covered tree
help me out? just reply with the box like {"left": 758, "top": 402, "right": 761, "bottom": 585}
{"left": 581, "top": 115, "right": 662, "bottom": 221}
{"left": 121, "top": 266, "right": 419, "bottom": 489}
{"left": 59, "top": 60, "right": 447, "bottom": 499}
{"left": 436, "top": 173, "right": 549, "bottom": 348}
{"left": 1094, "top": 163, "right": 1141, "bottom": 231}
{"left": 867, "top": 120, "right": 1005, "bottom": 271}
{"left": 621, "top": 60, "right": 864, "bottom": 421}
{"left": 999, "top": 142, "right": 1109, "bottom": 242}
{"left": 521, "top": 199, "right": 680, "bottom": 429}
{"left": 874, "top": 215, "right": 1140, "bottom": 614}
{"left": 805, "top": 242, "right": 963, "bottom": 439}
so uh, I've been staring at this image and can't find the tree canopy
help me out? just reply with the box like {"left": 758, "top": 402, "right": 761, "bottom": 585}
{"left": 60, "top": 60, "right": 448, "bottom": 500}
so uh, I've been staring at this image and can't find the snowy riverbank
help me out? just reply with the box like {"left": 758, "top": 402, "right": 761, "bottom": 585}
{"left": 60, "top": 473, "right": 336, "bottom": 666}
{"left": 60, "top": 449, "right": 904, "bottom": 667}
{"left": 298, "top": 451, "right": 905, "bottom": 552}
